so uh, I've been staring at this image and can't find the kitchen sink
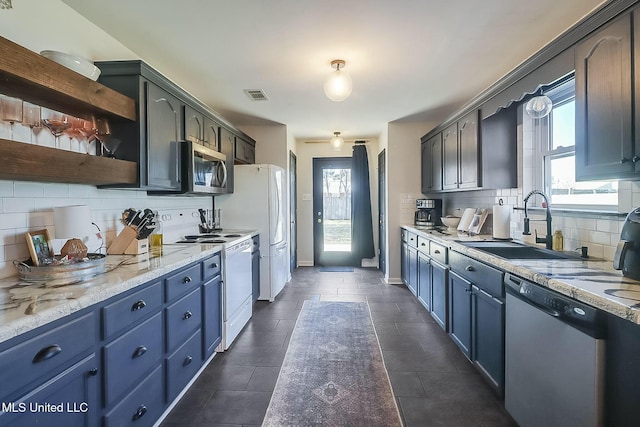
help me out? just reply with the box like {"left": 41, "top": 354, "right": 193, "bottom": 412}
{"left": 457, "top": 240, "right": 576, "bottom": 260}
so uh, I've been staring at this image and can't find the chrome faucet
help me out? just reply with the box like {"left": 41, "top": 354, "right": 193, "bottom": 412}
{"left": 522, "top": 190, "right": 552, "bottom": 250}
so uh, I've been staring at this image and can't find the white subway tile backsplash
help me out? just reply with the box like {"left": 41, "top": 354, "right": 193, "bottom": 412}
{"left": 43, "top": 183, "right": 70, "bottom": 197}
{"left": 13, "top": 182, "right": 44, "bottom": 198}
{"left": 0, "top": 181, "right": 14, "bottom": 197}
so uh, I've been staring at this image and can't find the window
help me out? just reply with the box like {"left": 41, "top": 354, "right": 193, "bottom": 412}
{"left": 538, "top": 78, "right": 618, "bottom": 209}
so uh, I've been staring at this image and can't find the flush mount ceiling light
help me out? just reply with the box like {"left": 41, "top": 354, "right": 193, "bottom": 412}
{"left": 525, "top": 95, "right": 553, "bottom": 119}
{"left": 324, "top": 60, "right": 352, "bottom": 102}
{"left": 330, "top": 131, "right": 344, "bottom": 150}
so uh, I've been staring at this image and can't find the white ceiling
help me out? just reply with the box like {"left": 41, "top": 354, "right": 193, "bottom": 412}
{"left": 61, "top": 0, "right": 606, "bottom": 141}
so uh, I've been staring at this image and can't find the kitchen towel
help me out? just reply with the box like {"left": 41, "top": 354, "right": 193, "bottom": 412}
{"left": 493, "top": 204, "right": 512, "bottom": 239}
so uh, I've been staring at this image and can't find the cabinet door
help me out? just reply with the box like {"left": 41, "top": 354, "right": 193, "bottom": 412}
{"left": 400, "top": 242, "right": 408, "bottom": 285}
{"left": 146, "top": 82, "right": 182, "bottom": 190}
{"left": 219, "top": 127, "right": 235, "bottom": 193}
{"left": 458, "top": 110, "right": 480, "bottom": 189}
{"left": 417, "top": 252, "right": 431, "bottom": 311}
{"left": 472, "top": 285, "right": 504, "bottom": 394}
{"left": 203, "top": 116, "right": 219, "bottom": 151}
{"left": 420, "top": 140, "right": 431, "bottom": 193}
{"left": 0, "top": 355, "right": 99, "bottom": 427}
{"left": 184, "top": 105, "right": 204, "bottom": 145}
{"left": 430, "top": 260, "right": 448, "bottom": 331}
{"left": 407, "top": 246, "right": 418, "bottom": 296}
{"left": 575, "top": 11, "right": 634, "bottom": 180}
{"left": 203, "top": 276, "right": 222, "bottom": 359}
{"left": 449, "top": 271, "right": 472, "bottom": 358}
{"left": 431, "top": 133, "right": 443, "bottom": 192}
{"left": 442, "top": 123, "right": 459, "bottom": 190}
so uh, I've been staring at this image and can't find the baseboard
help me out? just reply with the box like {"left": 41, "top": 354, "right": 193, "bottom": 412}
{"left": 298, "top": 261, "right": 314, "bottom": 267}
{"left": 361, "top": 259, "right": 378, "bottom": 268}
{"left": 384, "top": 277, "right": 404, "bottom": 285}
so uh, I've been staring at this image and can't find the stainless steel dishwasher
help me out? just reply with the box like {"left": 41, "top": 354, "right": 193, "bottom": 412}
{"left": 504, "top": 273, "right": 606, "bottom": 427}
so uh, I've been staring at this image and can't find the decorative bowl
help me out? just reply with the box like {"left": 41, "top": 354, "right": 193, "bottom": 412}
{"left": 40, "top": 50, "right": 101, "bottom": 81}
{"left": 441, "top": 216, "right": 461, "bottom": 229}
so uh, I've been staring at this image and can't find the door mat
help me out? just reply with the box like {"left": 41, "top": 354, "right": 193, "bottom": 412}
{"left": 262, "top": 301, "right": 402, "bottom": 427}
{"left": 317, "top": 266, "right": 354, "bottom": 272}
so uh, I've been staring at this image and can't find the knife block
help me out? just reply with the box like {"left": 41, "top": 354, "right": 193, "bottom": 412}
{"left": 124, "top": 238, "right": 149, "bottom": 255}
{"left": 107, "top": 226, "right": 138, "bottom": 255}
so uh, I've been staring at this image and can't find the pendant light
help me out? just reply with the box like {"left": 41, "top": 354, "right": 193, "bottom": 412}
{"left": 324, "top": 60, "right": 352, "bottom": 102}
{"left": 525, "top": 95, "right": 553, "bottom": 119}
{"left": 330, "top": 132, "right": 344, "bottom": 151}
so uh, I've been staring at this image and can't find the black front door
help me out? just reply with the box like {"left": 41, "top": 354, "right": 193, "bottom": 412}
{"left": 313, "top": 157, "right": 353, "bottom": 266}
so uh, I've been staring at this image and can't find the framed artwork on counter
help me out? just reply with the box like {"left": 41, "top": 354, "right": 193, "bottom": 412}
{"left": 25, "top": 229, "right": 53, "bottom": 266}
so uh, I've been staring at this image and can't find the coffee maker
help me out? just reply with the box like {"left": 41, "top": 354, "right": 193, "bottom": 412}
{"left": 613, "top": 206, "right": 640, "bottom": 280}
{"left": 414, "top": 199, "right": 442, "bottom": 228}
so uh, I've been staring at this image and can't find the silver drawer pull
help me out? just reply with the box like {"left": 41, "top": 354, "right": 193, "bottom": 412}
{"left": 183, "top": 311, "right": 193, "bottom": 320}
{"left": 465, "top": 265, "right": 475, "bottom": 272}
{"left": 183, "top": 276, "right": 192, "bottom": 284}
{"left": 32, "top": 344, "right": 62, "bottom": 364}
{"left": 210, "top": 263, "right": 218, "bottom": 269}
{"left": 131, "top": 300, "right": 147, "bottom": 311}
{"left": 132, "top": 345, "right": 147, "bottom": 359}
{"left": 434, "top": 249, "right": 441, "bottom": 254}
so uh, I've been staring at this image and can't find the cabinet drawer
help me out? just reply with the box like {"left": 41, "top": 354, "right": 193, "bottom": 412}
{"left": 103, "top": 312, "right": 162, "bottom": 407}
{"left": 417, "top": 236, "right": 430, "bottom": 254}
{"left": 166, "top": 329, "right": 202, "bottom": 402}
{"left": 407, "top": 232, "right": 418, "bottom": 248}
{"left": 0, "top": 312, "right": 95, "bottom": 401}
{"left": 401, "top": 229, "right": 408, "bottom": 243}
{"left": 0, "top": 355, "right": 98, "bottom": 427}
{"left": 251, "top": 235, "right": 260, "bottom": 253}
{"left": 102, "top": 281, "right": 162, "bottom": 340}
{"left": 450, "top": 251, "right": 504, "bottom": 297}
{"left": 202, "top": 252, "right": 222, "bottom": 281}
{"left": 166, "top": 288, "right": 202, "bottom": 352}
{"left": 104, "top": 365, "right": 163, "bottom": 427}
{"left": 165, "top": 263, "right": 202, "bottom": 302}
{"left": 429, "top": 241, "right": 448, "bottom": 265}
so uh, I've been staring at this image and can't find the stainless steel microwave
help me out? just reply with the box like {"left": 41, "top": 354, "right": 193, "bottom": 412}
{"left": 179, "top": 140, "right": 228, "bottom": 195}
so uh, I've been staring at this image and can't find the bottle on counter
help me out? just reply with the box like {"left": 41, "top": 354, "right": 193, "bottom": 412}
{"left": 150, "top": 212, "right": 163, "bottom": 250}
{"left": 552, "top": 230, "right": 564, "bottom": 251}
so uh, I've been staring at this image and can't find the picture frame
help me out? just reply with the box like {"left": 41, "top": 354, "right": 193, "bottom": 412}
{"left": 25, "top": 229, "right": 54, "bottom": 266}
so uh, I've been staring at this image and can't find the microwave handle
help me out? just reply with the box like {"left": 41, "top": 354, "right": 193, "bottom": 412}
{"left": 220, "top": 160, "right": 228, "bottom": 188}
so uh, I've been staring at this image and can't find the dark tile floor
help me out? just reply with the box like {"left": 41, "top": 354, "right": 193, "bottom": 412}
{"left": 160, "top": 267, "right": 518, "bottom": 427}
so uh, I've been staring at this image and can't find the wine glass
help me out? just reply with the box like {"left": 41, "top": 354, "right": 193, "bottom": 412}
{"left": 41, "top": 110, "right": 71, "bottom": 148}
{"left": 21, "top": 102, "right": 41, "bottom": 144}
{"left": 1, "top": 95, "right": 23, "bottom": 140}
{"left": 94, "top": 118, "right": 120, "bottom": 157}
{"left": 77, "top": 118, "right": 97, "bottom": 154}
{"left": 64, "top": 117, "right": 84, "bottom": 152}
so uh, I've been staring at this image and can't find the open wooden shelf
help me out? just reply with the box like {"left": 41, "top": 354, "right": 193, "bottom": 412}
{"left": 0, "top": 139, "right": 137, "bottom": 185}
{"left": 0, "top": 36, "right": 136, "bottom": 121}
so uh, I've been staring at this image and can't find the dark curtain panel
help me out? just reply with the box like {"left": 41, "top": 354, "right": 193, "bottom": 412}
{"left": 351, "top": 145, "right": 375, "bottom": 262}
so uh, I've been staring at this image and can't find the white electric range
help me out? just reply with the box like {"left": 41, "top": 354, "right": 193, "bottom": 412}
{"left": 176, "top": 230, "right": 253, "bottom": 351}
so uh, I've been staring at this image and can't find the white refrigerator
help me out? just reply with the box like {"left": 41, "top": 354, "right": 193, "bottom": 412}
{"left": 216, "top": 164, "right": 289, "bottom": 301}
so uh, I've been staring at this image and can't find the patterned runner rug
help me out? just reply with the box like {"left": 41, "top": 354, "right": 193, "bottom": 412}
{"left": 262, "top": 301, "right": 403, "bottom": 427}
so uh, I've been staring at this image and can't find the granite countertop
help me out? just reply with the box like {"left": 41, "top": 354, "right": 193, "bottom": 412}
{"left": 0, "top": 243, "right": 223, "bottom": 345}
{"left": 402, "top": 225, "right": 640, "bottom": 325}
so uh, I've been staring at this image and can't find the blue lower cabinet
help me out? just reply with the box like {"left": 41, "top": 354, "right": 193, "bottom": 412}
{"left": 103, "top": 365, "right": 163, "bottom": 427}
{"left": 430, "top": 260, "right": 449, "bottom": 331}
{"left": 103, "top": 313, "right": 163, "bottom": 407}
{"left": 165, "top": 288, "right": 202, "bottom": 353}
{"left": 202, "top": 276, "right": 222, "bottom": 359}
{"left": 448, "top": 271, "right": 472, "bottom": 358}
{"left": 0, "top": 355, "right": 98, "bottom": 427}
{"left": 166, "top": 329, "right": 202, "bottom": 402}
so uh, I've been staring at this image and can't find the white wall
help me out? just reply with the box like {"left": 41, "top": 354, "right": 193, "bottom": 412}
{"left": 0, "top": 1, "right": 214, "bottom": 278}
{"left": 386, "top": 121, "right": 437, "bottom": 283}
{"left": 295, "top": 139, "right": 379, "bottom": 267}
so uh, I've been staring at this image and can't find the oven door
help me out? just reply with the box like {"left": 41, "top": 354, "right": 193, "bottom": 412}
{"left": 185, "top": 141, "right": 228, "bottom": 194}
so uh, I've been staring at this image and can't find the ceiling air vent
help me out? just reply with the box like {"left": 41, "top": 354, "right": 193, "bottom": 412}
{"left": 244, "top": 89, "right": 269, "bottom": 101}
